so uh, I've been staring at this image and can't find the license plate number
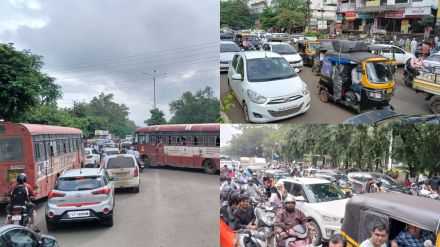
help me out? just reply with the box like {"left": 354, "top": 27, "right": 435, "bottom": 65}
{"left": 278, "top": 104, "right": 297, "bottom": 111}
{"left": 68, "top": 210, "right": 90, "bottom": 218}
{"left": 11, "top": 215, "right": 21, "bottom": 221}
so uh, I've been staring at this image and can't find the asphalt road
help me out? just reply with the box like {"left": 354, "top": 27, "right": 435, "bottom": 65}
{"left": 0, "top": 167, "right": 219, "bottom": 247}
{"left": 220, "top": 67, "right": 431, "bottom": 123}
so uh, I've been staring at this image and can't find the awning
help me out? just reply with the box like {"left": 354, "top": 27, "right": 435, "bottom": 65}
{"left": 354, "top": 4, "right": 410, "bottom": 13}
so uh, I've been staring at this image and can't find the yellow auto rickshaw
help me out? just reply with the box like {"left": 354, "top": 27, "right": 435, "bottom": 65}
{"left": 294, "top": 40, "right": 320, "bottom": 66}
{"left": 319, "top": 40, "right": 396, "bottom": 112}
{"left": 341, "top": 192, "right": 440, "bottom": 247}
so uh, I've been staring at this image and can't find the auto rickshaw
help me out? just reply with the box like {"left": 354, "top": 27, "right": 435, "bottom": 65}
{"left": 413, "top": 68, "right": 440, "bottom": 113}
{"left": 312, "top": 43, "right": 332, "bottom": 76}
{"left": 368, "top": 44, "right": 398, "bottom": 73}
{"left": 319, "top": 40, "right": 396, "bottom": 113}
{"left": 340, "top": 193, "right": 440, "bottom": 247}
{"left": 294, "top": 40, "right": 320, "bottom": 66}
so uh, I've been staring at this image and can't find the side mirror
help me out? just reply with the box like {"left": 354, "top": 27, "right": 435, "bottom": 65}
{"left": 39, "top": 236, "right": 58, "bottom": 247}
{"left": 232, "top": 73, "right": 243, "bottom": 81}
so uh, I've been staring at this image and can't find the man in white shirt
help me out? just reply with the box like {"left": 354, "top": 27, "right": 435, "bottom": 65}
{"left": 359, "top": 223, "right": 389, "bottom": 247}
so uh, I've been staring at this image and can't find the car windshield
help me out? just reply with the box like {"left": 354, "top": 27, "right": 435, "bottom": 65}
{"left": 272, "top": 44, "right": 297, "bottom": 55}
{"left": 56, "top": 176, "right": 104, "bottom": 191}
{"left": 221, "top": 43, "right": 240, "bottom": 53}
{"left": 303, "top": 183, "right": 347, "bottom": 203}
{"left": 246, "top": 57, "right": 297, "bottom": 82}
{"left": 0, "top": 138, "right": 23, "bottom": 162}
{"left": 107, "top": 157, "right": 135, "bottom": 169}
{"left": 425, "top": 54, "right": 440, "bottom": 62}
{"left": 366, "top": 62, "right": 393, "bottom": 84}
{"left": 372, "top": 174, "right": 398, "bottom": 186}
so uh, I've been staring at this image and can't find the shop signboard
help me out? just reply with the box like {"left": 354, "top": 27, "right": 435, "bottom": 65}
{"left": 385, "top": 11, "right": 405, "bottom": 18}
{"left": 345, "top": 11, "right": 357, "bottom": 20}
{"left": 357, "top": 13, "right": 374, "bottom": 19}
{"left": 340, "top": 3, "right": 356, "bottom": 12}
{"left": 404, "top": 6, "right": 432, "bottom": 16}
{"left": 318, "top": 20, "right": 328, "bottom": 30}
{"left": 366, "top": 0, "right": 380, "bottom": 7}
{"left": 337, "top": 14, "right": 343, "bottom": 23}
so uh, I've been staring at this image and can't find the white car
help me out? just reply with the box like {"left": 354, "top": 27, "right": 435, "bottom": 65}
{"left": 220, "top": 41, "right": 241, "bottom": 72}
{"left": 261, "top": 42, "right": 303, "bottom": 72}
{"left": 372, "top": 44, "right": 414, "bottom": 65}
{"left": 103, "top": 154, "right": 140, "bottom": 192}
{"left": 227, "top": 51, "right": 310, "bottom": 123}
{"left": 84, "top": 148, "right": 101, "bottom": 168}
{"left": 278, "top": 177, "right": 350, "bottom": 246}
{"left": 423, "top": 52, "right": 440, "bottom": 72}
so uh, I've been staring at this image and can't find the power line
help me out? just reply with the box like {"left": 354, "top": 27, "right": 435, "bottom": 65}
{"left": 47, "top": 42, "right": 219, "bottom": 72}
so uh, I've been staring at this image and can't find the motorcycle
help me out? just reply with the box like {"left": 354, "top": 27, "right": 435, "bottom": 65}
{"left": 235, "top": 202, "right": 277, "bottom": 247}
{"left": 136, "top": 158, "right": 144, "bottom": 172}
{"left": 6, "top": 205, "right": 31, "bottom": 227}
{"left": 277, "top": 224, "right": 313, "bottom": 247}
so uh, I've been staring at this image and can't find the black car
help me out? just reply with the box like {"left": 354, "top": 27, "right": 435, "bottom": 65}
{"left": 0, "top": 224, "right": 59, "bottom": 247}
{"left": 347, "top": 172, "right": 411, "bottom": 194}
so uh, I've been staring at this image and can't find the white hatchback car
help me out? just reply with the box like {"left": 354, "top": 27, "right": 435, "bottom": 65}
{"left": 227, "top": 51, "right": 310, "bottom": 123}
{"left": 261, "top": 42, "right": 303, "bottom": 72}
{"left": 103, "top": 154, "right": 140, "bottom": 193}
{"left": 278, "top": 177, "right": 350, "bottom": 246}
{"left": 220, "top": 41, "right": 241, "bottom": 72}
{"left": 84, "top": 148, "right": 101, "bottom": 168}
{"left": 371, "top": 44, "right": 414, "bottom": 65}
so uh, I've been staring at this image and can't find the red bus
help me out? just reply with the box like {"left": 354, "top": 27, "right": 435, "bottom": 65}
{"left": 133, "top": 124, "right": 220, "bottom": 174}
{"left": 0, "top": 122, "right": 84, "bottom": 203}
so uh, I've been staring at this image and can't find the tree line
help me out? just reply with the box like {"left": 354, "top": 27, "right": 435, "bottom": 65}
{"left": 0, "top": 44, "right": 219, "bottom": 138}
{"left": 222, "top": 124, "right": 440, "bottom": 176}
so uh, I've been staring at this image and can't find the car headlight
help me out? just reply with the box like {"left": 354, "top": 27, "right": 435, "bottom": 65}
{"left": 246, "top": 89, "right": 267, "bottom": 104}
{"left": 323, "top": 215, "right": 340, "bottom": 223}
{"left": 302, "top": 84, "right": 309, "bottom": 96}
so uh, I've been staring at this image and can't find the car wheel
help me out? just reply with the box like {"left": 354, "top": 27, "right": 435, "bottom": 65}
{"left": 143, "top": 156, "right": 151, "bottom": 168}
{"left": 243, "top": 102, "right": 251, "bottom": 123}
{"left": 203, "top": 159, "right": 217, "bottom": 174}
{"left": 319, "top": 89, "right": 329, "bottom": 103}
{"left": 309, "top": 220, "right": 322, "bottom": 246}
{"left": 429, "top": 96, "right": 440, "bottom": 114}
{"left": 46, "top": 220, "right": 56, "bottom": 232}
{"left": 102, "top": 214, "right": 113, "bottom": 227}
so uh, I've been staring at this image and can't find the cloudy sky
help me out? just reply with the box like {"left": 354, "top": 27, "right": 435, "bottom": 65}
{"left": 0, "top": 0, "right": 219, "bottom": 126}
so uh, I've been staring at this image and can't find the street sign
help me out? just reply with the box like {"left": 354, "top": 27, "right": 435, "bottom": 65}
{"left": 318, "top": 20, "right": 328, "bottom": 30}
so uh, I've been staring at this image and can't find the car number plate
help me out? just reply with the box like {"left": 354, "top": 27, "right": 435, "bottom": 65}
{"left": 278, "top": 104, "right": 297, "bottom": 111}
{"left": 11, "top": 215, "right": 21, "bottom": 221}
{"left": 68, "top": 210, "right": 90, "bottom": 218}
{"left": 267, "top": 212, "right": 275, "bottom": 217}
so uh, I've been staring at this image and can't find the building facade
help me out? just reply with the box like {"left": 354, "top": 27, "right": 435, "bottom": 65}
{"left": 310, "top": 0, "right": 339, "bottom": 31}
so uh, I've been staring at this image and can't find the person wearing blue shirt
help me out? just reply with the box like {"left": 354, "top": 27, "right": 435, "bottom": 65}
{"left": 391, "top": 224, "right": 435, "bottom": 247}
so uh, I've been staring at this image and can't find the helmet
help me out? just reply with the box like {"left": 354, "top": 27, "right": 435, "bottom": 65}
{"left": 415, "top": 50, "right": 423, "bottom": 58}
{"left": 16, "top": 173, "right": 27, "bottom": 184}
{"left": 283, "top": 194, "right": 296, "bottom": 212}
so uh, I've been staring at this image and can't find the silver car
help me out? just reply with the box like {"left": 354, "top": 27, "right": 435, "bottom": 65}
{"left": 45, "top": 168, "right": 115, "bottom": 231}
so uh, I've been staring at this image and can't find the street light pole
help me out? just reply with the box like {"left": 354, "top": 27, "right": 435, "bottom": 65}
{"left": 143, "top": 69, "right": 167, "bottom": 109}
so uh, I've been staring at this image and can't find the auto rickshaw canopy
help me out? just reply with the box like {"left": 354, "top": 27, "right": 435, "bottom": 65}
{"left": 342, "top": 193, "right": 440, "bottom": 242}
{"left": 324, "top": 50, "right": 384, "bottom": 64}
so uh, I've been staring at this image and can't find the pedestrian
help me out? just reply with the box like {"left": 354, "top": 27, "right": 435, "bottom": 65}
{"left": 329, "top": 234, "right": 347, "bottom": 247}
{"left": 422, "top": 42, "right": 430, "bottom": 57}
{"left": 405, "top": 39, "right": 411, "bottom": 53}
{"left": 359, "top": 223, "right": 388, "bottom": 247}
{"left": 399, "top": 38, "right": 404, "bottom": 49}
{"left": 411, "top": 38, "right": 418, "bottom": 54}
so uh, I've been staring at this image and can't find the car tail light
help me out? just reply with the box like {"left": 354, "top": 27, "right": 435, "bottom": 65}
{"left": 48, "top": 210, "right": 55, "bottom": 218}
{"left": 134, "top": 166, "right": 139, "bottom": 177}
{"left": 92, "top": 187, "right": 111, "bottom": 195}
{"left": 102, "top": 207, "right": 110, "bottom": 214}
{"left": 86, "top": 155, "right": 93, "bottom": 158}
{"left": 12, "top": 208, "right": 21, "bottom": 214}
{"left": 48, "top": 191, "right": 66, "bottom": 198}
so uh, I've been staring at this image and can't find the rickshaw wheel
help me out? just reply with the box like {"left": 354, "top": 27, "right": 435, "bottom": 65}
{"left": 430, "top": 98, "right": 440, "bottom": 114}
{"left": 319, "top": 89, "right": 329, "bottom": 103}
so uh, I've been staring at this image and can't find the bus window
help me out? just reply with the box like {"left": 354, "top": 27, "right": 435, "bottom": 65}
{"left": 134, "top": 133, "right": 139, "bottom": 143}
{"left": 150, "top": 136, "right": 157, "bottom": 145}
{"left": 185, "top": 136, "right": 193, "bottom": 146}
{"left": 63, "top": 141, "right": 67, "bottom": 153}
{"left": 139, "top": 135, "right": 145, "bottom": 144}
{"left": 0, "top": 138, "right": 23, "bottom": 162}
{"left": 208, "top": 136, "right": 216, "bottom": 147}
{"left": 160, "top": 136, "right": 166, "bottom": 145}
{"left": 171, "top": 136, "right": 178, "bottom": 145}
{"left": 144, "top": 134, "right": 150, "bottom": 144}
{"left": 216, "top": 136, "right": 220, "bottom": 147}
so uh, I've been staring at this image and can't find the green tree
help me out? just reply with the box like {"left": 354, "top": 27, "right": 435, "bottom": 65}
{"left": 145, "top": 108, "right": 167, "bottom": 126}
{"left": 220, "top": 0, "right": 254, "bottom": 30}
{"left": 0, "top": 43, "right": 62, "bottom": 121}
{"left": 259, "top": 8, "right": 277, "bottom": 30}
{"left": 273, "top": 9, "right": 306, "bottom": 33}
{"left": 169, "top": 87, "right": 220, "bottom": 124}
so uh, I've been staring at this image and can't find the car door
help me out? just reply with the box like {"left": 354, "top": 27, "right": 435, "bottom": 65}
{"left": 381, "top": 47, "right": 393, "bottom": 61}
{"left": 231, "top": 56, "right": 246, "bottom": 104}
{"left": 392, "top": 46, "right": 406, "bottom": 64}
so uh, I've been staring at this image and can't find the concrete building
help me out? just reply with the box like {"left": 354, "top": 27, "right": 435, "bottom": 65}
{"left": 248, "top": 0, "right": 273, "bottom": 14}
{"left": 309, "top": 0, "right": 339, "bottom": 31}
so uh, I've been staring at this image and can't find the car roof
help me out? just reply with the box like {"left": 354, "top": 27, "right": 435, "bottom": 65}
{"left": 107, "top": 154, "right": 135, "bottom": 159}
{"left": 266, "top": 42, "right": 290, "bottom": 45}
{"left": 242, "top": 51, "right": 282, "bottom": 59}
{"left": 220, "top": 40, "right": 238, "bottom": 45}
{"left": 61, "top": 168, "right": 103, "bottom": 177}
{"left": 0, "top": 224, "right": 40, "bottom": 235}
{"left": 280, "top": 177, "right": 331, "bottom": 185}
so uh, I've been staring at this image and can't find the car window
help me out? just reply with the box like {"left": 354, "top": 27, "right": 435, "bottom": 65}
{"left": 56, "top": 176, "right": 105, "bottom": 191}
{"left": 393, "top": 47, "right": 405, "bottom": 54}
{"left": 107, "top": 157, "right": 135, "bottom": 169}
{"left": 0, "top": 236, "right": 6, "bottom": 247}
{"left": 221, "top": 43, "right": 240, "bottom": 53}
{"left": 2, "top": 228, "right": 38, "bottom": 247}
{"left": 425, "top": 54, "right": 440, "bottom": 62}
{"left": 291, "top": 183, "right": 303, "bottom": 197}
{"left": 272, "top": 44, "right": 297, "bottom": 55}
{"left": 304, "top": 183, "right": 346, "bottom": 203}
{"left": 283, "top": 181, "right": 293, "bottom": 192}
{"left": 236, "top": 57, "right": 244, "bottom": 78}
{"left": 231, "top": 55, "right": 239, "bottom": 69}
{"left": 246, "top": 57, "right": 296, "bottom": 82}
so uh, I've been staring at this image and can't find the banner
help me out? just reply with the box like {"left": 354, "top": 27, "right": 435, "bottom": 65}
{"left": 318, "top": 20, "right": 328, "bottom": 30}
{"left": 345, "top": 11, "right": 357, "bottom": 20}
{"left": 385, "top": 11, "right": 405, "bottom": 18}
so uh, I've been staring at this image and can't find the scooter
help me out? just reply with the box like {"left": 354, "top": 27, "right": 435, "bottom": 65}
{"left": 136, "top": 158, "right": 144, "bottom": 172}
{"left": 6, "top": 205, "right": 31, "bottom": 227}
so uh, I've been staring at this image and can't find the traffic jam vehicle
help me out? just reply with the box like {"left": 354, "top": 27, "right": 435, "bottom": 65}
{"left": 133, "top": 124, "right": 220, "bottom": 174}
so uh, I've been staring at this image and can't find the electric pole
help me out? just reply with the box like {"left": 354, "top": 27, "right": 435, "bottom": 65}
{"left": 143, "top": 70, "right": 167, "bottom": 109}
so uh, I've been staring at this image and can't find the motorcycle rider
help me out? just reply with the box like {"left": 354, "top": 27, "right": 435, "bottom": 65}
{"left": 269, "top": 180, "right": 291, "bottom": 213}
{"left": 251, "top": 173, "right": 262, "bottom": 186}
{"left": 274, "top": 195, "right": 311, "bottom": 247}
{"left": 7, "top": 173, "right": 39, "bottom": 232}
{"left": 243, "top": 179, "right": 263, "bottom": 200}
{"left": 409, "top": 51, "right": 427, "bottom": 78}
{"left": 233, "top": 194, "right": 257, "bottom": 231}
{"left": 220, "top": 177, "right": 239, "bottom": 201}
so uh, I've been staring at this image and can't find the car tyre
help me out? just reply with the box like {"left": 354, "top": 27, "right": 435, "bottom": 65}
{"left": 46, "top": 220, "right": 56, "bottom": 232}
{"left": 133, "top": 185, "right": 140, "bottom": 193}
{"left": 309, "top": 220, "right": 322, "bottom": 246}
{"left": 143, "top": 156, "right": 151, "bottom": 168}
{"left": 319, "top": 89, "right": 329, "bottom": 103}
{"left": 243, "top": 102, "right": 252, "bottom": 123}
{"left": 102, "top": 214, "right": 113, "bottom": 227}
